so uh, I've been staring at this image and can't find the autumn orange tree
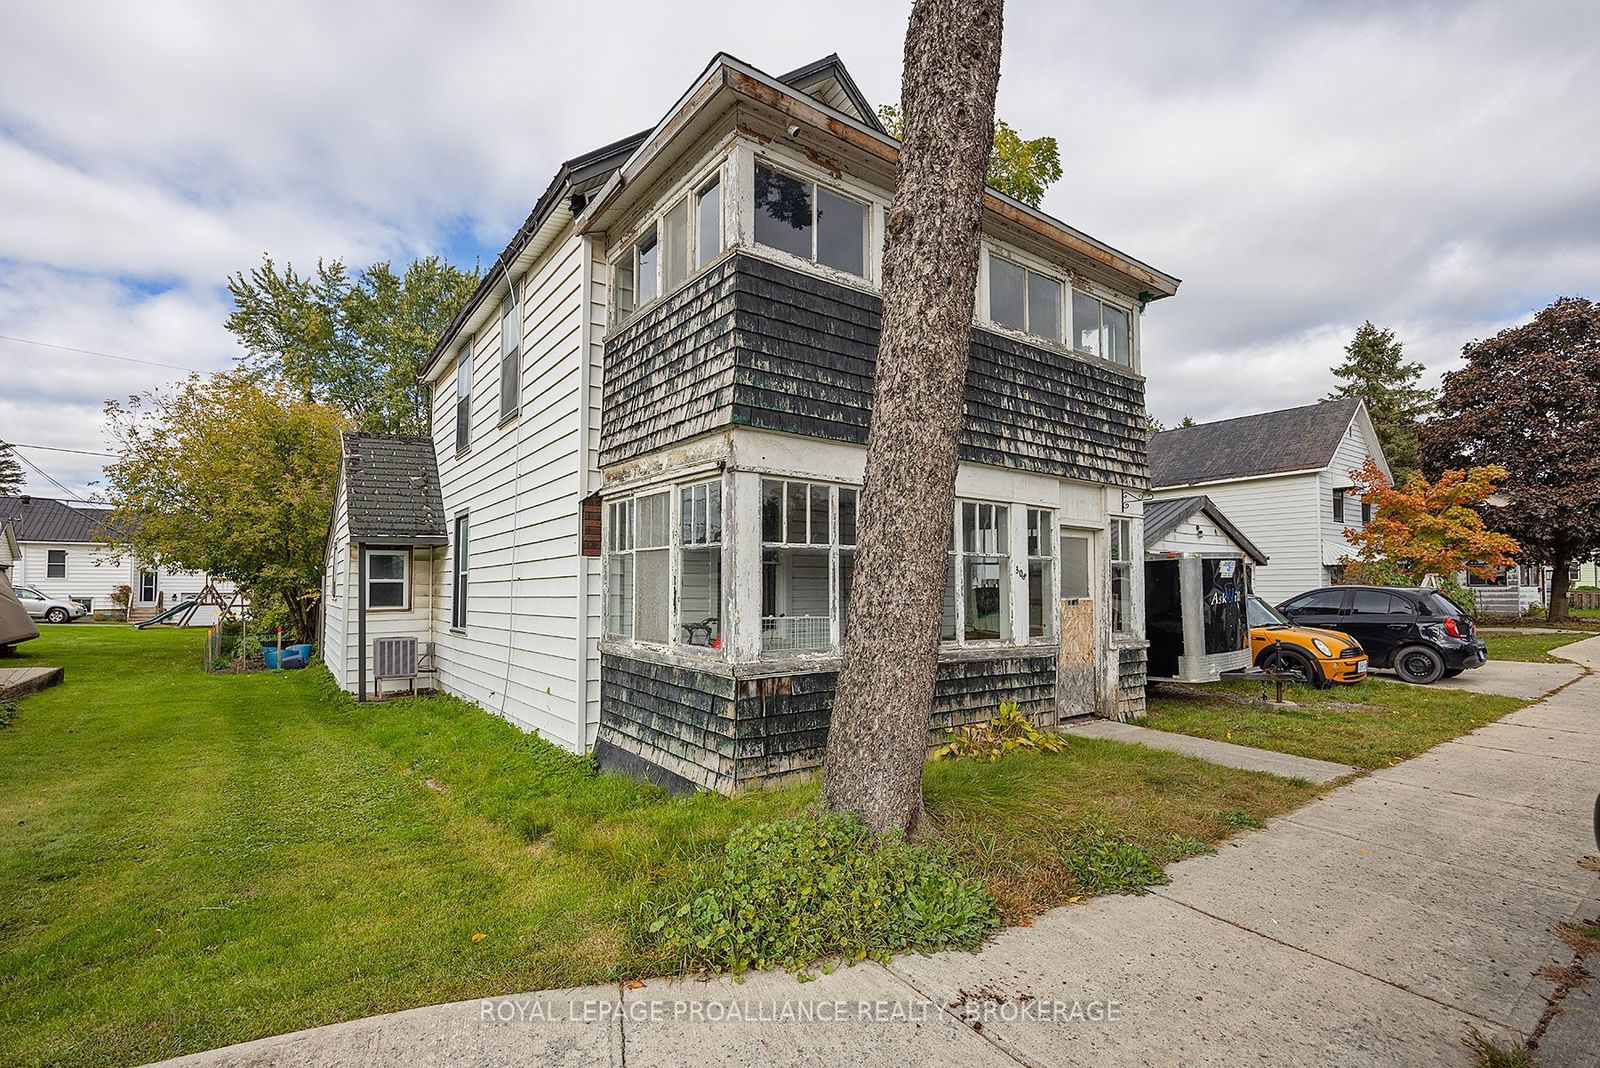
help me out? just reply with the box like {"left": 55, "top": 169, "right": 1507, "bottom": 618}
{"left": 1342, "top": 458, "right": 1519, "bottom": 598}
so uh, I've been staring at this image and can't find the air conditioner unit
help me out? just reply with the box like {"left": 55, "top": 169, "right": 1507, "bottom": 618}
{"left": 373, "top": 636, "right": 419, "bottom": 697}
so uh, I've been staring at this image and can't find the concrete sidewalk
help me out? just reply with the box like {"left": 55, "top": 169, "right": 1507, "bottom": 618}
{"left": 1064, "top": 717, "right": 1356, "bottom": 783}
{"left": 160, "top": 638, "right": 1600, "bottom": 1068}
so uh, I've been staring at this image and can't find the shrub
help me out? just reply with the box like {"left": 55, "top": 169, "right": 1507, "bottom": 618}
{"left": 639, "top": 811, "right": 996, "bottom": 975}
{"left": 935, "top": 700, "right": 1067, "bottom": 761}
{"left": 0, "top": 700, "right": 15, "bottom": 728}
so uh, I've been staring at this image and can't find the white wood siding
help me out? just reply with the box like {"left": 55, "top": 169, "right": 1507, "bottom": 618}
{"left": 334, "top": 544, "right": 438, "bottom": 693}
{"left": 13, "top": 541, "right": 231, "bottom": 615}
{"left": 1153, "top": 473, "right": 1324, "bottom": 604}
{"left": 321, "top": 477, "right": 351, "bottom": 688}
{"left": 1147, "top": 514, "right": 1244, "bottom": 556}
{"left": 1319, "top": 420, "right": 1378, "bottom": 573}
{"left": 431, "top": 229, "right": 589, "bottom": 751}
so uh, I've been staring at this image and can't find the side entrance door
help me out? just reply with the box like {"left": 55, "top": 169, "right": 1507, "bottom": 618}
{"left": 138, "top": 570, "right": 159, "bottom": 605}
{"left": 1056, "top": 530, "right": 1096, "bottom": 720}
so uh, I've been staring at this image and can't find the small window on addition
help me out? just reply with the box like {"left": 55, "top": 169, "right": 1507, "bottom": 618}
{"left": 366, "top": 550, "right": 410, "bottom": 610}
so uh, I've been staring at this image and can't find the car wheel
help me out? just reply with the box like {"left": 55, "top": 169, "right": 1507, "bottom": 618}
{"left": 1441, "top": 668, "right": 1465, "bottom": 678}
{"left": 45, "top": 607, "right": 69, "bottom": 624}
{"left": 1394, "top": 645, "right": 1446, "bottom": 685}
{"left": 1261, "top": 647, "right": 1320, "bottom": 686}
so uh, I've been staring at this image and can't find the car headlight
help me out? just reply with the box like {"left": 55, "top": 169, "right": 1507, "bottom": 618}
{"left": 1311, "top": 639, "right": 1333, "bottom": 657}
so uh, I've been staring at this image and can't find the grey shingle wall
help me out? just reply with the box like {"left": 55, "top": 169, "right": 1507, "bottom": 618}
{"left": 597, "top": 649, "right": 1059, "bottom": 793}
{"left": 599, "top": 254, "right": 1150, "bottom": 487}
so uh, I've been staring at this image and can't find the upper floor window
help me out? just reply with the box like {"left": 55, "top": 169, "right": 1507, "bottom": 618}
{"left": 753, "top": 162, "right": 867, "bottom": 279}
{"left": 612, "top": 168, "right": 725, "bottom": 326}
{"left": 47, "top": 550, "right": 67, "bottom": 578}
{"left": 1072, "top": 291, "right": 1132, "bottom": 366}
{"left": 454, "top": 340, "right": 473, "bottom": 456}
{"left": 987, "top": 255, "right": 1062, "bottom": 343}
{"left": 498, "top": 290, "right": 520, "bottom": 424}
{"left": 1332, "top": 488, "right": 1346, "bottom": 524}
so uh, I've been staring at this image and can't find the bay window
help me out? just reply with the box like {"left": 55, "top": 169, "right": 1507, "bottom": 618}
{"left": 1026, "top": 508, "right": 1054, "bottom": 638}
{"left": 1072, "top": 290, "right": 1132, "bottom": 366}
{"left": 759, "top": 479, "right": 856, "bottom": 655}
{"left": 1109, "top": 518, "right": 1134, "bottom": 636}
{"left": 678, "top": 480, "right": 723, "bottom": 651}
{"left": 943, "top": 500, "right": 1011, "bottom": 644}
{"left": 753, "top": 162, "right": 867, "bottom": 278}
{"left": 987, "top": 255, "right": 1062, "bottom": 343}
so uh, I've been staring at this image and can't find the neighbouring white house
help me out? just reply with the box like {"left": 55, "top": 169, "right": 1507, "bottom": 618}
{"left": 319, "top": 52, "right": 1181, "bottom": 793}
{"left": 0, "top": 494, "right": 234, "bottom": 623}
{"left": 1147, "top": 398, "right": 1390, "bottom": 605}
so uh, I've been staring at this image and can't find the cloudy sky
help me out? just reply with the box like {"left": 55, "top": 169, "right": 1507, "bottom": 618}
{"left": 3, "top": 0, "right": 1596, "bottom": 499}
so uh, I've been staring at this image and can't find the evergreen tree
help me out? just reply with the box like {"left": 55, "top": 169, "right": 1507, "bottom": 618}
{"left": 1325, "top": 322, "right": 1432, "bottom": 480}
{"left": 0, "top": 442, "right": 23, "bottom": 496}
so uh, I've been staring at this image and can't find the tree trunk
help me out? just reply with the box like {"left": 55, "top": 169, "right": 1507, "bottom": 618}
{"left": 821, "top": 0, "right": 1004, "bottom": 835}
{"left": 1549, "top": 549, "right": 1572, "bottom": 623}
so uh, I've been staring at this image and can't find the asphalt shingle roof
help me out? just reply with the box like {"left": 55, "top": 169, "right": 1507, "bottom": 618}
{"left": 1148, "top": 398, "right": 1362, "bottom": 488}
{"left": 1143, "top": 494, "right": 1269, "bottom": 565}
{"left": 340, "top": 433, "right": 446, "bottom": 544}
{"left": 0, "top": 495, "right": 120, "bottom": 543}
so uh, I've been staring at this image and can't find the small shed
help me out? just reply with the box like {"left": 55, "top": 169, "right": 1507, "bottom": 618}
{"left": 1143, "top": 495, "right": 1269, "bottom": 683}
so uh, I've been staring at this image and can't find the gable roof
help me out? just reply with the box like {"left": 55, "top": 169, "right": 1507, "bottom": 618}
{"left": 1143, "top": 495, "right": 1269, "bottom": 565}
{"left": 775, "top": 53, "right": 884, "bottom": 133}
{"left": 339, "top": 433, "right": 447, "bottom": 545}
{"left": 0, "top": 495, "right": 120, "bottom": 544}
{"left": 1148, "top": 398, "right": 1365, "bottom": 488}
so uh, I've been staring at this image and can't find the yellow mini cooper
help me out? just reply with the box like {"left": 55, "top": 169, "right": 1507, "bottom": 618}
{"left": 1246, "top": 595, "right": 1368, "bottom": 687}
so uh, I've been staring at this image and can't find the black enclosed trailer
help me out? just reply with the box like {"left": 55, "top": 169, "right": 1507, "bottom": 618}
{"left": 1143, "top": 496, "right": 1269, "bottom": 683}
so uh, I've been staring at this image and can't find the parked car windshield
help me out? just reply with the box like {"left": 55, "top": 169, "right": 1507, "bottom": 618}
{"left": 1248, "top": 596, "right": 1291, "bottom": 629}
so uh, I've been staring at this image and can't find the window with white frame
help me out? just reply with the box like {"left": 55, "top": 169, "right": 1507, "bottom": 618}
{"left": 612, "top": 168, "right": 724, "bottom": 324}
{"left": 1072, "top": 290, "right": 1132, "bottom": 366}
{"left": 987, "top": 255, "right": 1062, "bottom": 343}
{"left": 48, "top": 550, "right": 67, "bottom": 579}
{"left": 678, "top": 480, "right": 723, "bottom": 651}
{"left": 605, "top": 491, "right": 671, "bottom": 644}
{"left": 1109, "top": 518, "right": 1134, "bottom": 635}
{"left": 753, "top": 162, "right": 867, "bottom": 278}
{"left": 1026, "top": 508, "right": 1054, "bottom": 638}
{"left": 498, "top": 289, "right": 519, "bottom": 423}
{"left": 1060, "top": 531, "right": 1091, "bottom": 600}
{"left": 943, "top": 501, "right": 1011, "bottom": 643}
{"left": 454, "top": 340, "right": 473, "bottom": 455}
{"left": 366, "top": 549, "right": 410, "bottom": 610}
{"left": 605, "top": 499, "right": 634, "bottom": 639}
{"left": 760, "top": 479, "right": 855, "bottom": 655}
{"left": 451, "top": 513, "right": 469, "bottom": 629}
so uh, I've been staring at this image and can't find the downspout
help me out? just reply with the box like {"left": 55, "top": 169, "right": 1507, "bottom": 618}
{"left": 356, "top": 541, "right": 367, "bottom": 703}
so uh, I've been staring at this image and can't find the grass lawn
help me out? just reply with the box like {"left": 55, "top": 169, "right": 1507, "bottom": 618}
{"left": 1143, "top": 677, "right": 1529, "bottom": 770}
{"left": 0, "top": 627, "right": 1320, "bottom": 1067}
{"left": 1482, "top": 630, "right": 1591, "bottom": 662}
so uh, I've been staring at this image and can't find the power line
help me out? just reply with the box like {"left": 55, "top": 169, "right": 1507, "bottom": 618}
{"left": 11, "top": 450, "right": 96, "bottom": 505}
{"left": 3, "top": 441, "right": 117, "bottom": 458}
{"left": 0, "top": 333, "right": 202, "bottom": 372}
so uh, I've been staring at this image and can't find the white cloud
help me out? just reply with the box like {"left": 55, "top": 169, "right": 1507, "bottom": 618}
{"left": 1, "top": 0, "right": 1597, "bottom": 495}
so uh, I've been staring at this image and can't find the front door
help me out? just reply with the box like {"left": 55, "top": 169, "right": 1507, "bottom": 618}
{"left": 1056, "top": 530, "right": 1096, "bottom": 720}
{"left": 138, "top": 571, "right": 158, "bottom": 604}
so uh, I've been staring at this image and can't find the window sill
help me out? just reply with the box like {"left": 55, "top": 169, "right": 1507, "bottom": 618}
{"left": 365, "top": 606, "right": 413, "bottom": 613}
{"left": 498, "top": 410, "right": 519, "bottom": 428}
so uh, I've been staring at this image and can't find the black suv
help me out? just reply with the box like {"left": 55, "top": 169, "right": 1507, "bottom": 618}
{"left": 1276, "top": 586, "right": 1487, "bottom": 685}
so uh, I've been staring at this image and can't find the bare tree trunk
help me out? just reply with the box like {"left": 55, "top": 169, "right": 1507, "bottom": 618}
{"left": 1549, "top": 546, "right": 1572, "bottom": 623}
{"left": 821, "top": 0, "right": 1004, "bottom": 835}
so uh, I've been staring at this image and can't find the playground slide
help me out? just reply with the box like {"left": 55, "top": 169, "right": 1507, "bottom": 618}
{"left": 133, "top": 599, "right": 197, "bottom": 629}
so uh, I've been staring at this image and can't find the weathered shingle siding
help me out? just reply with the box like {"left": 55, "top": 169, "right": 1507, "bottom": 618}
{"left": 597, "top": 258, "right": 740, "bottom": 467}
{"left": 598, "top": 649, "right": 1058, "bottom": 792}
{"left": 599, "top": 254, "right": 1149, "bottom": 486}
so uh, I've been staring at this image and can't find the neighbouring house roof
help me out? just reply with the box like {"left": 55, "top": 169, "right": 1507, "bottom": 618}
{"left": 1148, "top": 398, "right": 1365, "bottom": 488}
{"left": 1142, "top": 494, "right": 1269, "bottom": 566}
{"left": 0, "top": 495, "right": 121, "bottom": 544}
{"left": 339, "top": 433, "right": 447, "bottom": 545}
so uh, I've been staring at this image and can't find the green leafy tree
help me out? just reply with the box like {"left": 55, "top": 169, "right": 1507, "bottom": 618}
{"left": 877, "top": 105, "right": 1061, "bottom": 207}
{"left": 1325, "top": 322, "right": 1433, "bottom": 481}
{"left": 226, "top": 254, "right": 479, "bottom": 434}
{"left": 1422, "top": 296, "right": 1600, "bottom": 622}
{"left": 0, "top": 442, "right": 23, "bottom": 496}
{"left": 102, "top": 372, "right": 347, "bottom": 641}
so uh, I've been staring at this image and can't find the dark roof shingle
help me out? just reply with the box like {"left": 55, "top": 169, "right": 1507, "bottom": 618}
{"left": 340, "top": 433, "right": 446, "bottom": 544}
{"left": 1148, "top": 398, "right": 1362, "bottom": 488}
{"left": 0, "top": 495, "right": 121, "bottom": 543}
